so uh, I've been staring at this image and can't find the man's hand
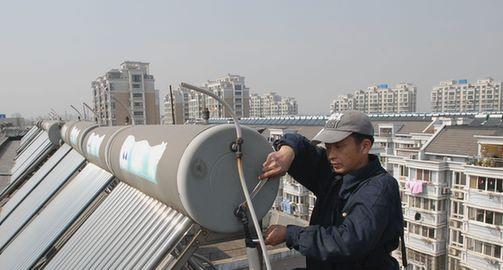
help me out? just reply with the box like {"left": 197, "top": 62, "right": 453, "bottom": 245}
{"left": 264, "top": 225, "right": 287, "bottom": 246}
{"left": 259, "top": 145, "right": 295, "bottom": 180}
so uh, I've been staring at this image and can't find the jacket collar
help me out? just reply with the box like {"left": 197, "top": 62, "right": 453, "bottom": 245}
{"left": 338, "top": 154, "right": 384, "bottom": 200}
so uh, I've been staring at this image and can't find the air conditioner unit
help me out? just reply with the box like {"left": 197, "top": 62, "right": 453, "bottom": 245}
{"left": 442, "top": 187, "right": 450, "bottom": 195}
{"left": 456, "top": 193, "right": 464, "bottom": 199}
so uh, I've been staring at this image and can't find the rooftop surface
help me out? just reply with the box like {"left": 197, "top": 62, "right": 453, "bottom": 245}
{"left": 0, "top": 140, "right": 18, "bottom": 192}
{"left": 424, "top": 125, "right": 503, "bottom": 157}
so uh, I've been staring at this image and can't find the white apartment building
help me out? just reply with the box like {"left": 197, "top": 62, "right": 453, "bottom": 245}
{"left": 176, "top": 74, "right": 250, "bottom": 121}
{"left": 250, "top": 92, "right": 298, "bottom": 117}
{"left": 203, "top": 74, "right": 250, "bottom": 119}
{"left": 383, "top": 115, "right": 503, "bottom": 270}
{"left": 163, "top": 88, "right": 189, "bottom": 125}
{"left": 431, "top": 78, "right": 503, "bottom": 113}
{"left": 331, "top": 82, "right": 417, "bottom": 114}
{"left": 92, "top": 61, "right": 160, "bottom": 126}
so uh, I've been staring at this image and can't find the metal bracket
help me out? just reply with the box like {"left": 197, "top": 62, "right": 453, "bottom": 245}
{"left": 161, "top": 226, "right": 205, "bottom": 270}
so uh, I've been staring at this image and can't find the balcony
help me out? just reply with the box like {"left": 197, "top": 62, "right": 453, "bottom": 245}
{"left": 468, "top": 157, "right": 503, "bottom": 168}
{"left": 403, "top": 182, "right": 449, "bottom": 199}
{"left": 466, "top": 189, "right": 502, "bottom": 210}
{"left": 405, "top": 260, "right": 427, "bottom": 270}
{"left": 404, "top": 231, "right": 446, "bottom": 256}
{"left": 460, "top": 250, "right": 501, "bottom": 270}
{"left": 464, "top": 220, "right": 503, "bottom": 243}
{"left": 451, "top": 184, "right": 465, "bottom": 192}
{"left": 371, "top": 145, "right": 393, "bottom": 155}
{"left": 403, "top": 208, "right": 447, "bottom": 226}
{"left": 395, "top": 148, "right": 419, "bottom": 159}
{"left": 375, "top": 136, "right": 393, "bottom": 142}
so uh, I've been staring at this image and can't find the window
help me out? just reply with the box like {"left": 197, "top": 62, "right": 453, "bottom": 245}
{"left": 399, "top": 165, "right": 409, "bottom": 177}
{"left": 498, "top": 212, "right": 503, "bottom": 226}
{"left": 132, "top": 74, "right": 142, "bottom": 82}
{"left": 132, "top": 93, "right": 143, "bottom": 98}
{"left": 428, "top": 228, "right": 435, "bottom": 238}
{"left": 478, "top": 177, "right": 486, "bottom": 190}
{"left": 133, "top": 111, "right": 143, "bottom": 116}
{"left": 430, "top": 200, "right": 437, "bottom": 211}
{"left": 486, "top": 211, "right": 494, "bottom": 224}
{"left": 235, "top": 85, "right": 242, "bottom": 90}
{"left": 471, "top": 176, "right": 503, "bottom": 192}
{"left": 409, "top": 223, "right": 437, "bottom": 240}
{"left": 410, "top": 197, "right": 444, "bottom": 212}
{"left": 454, "top": 172, "right": 466, "bottom": 186}
{"left": 452, "top": 201, "right": 464, "bottom": 216}
{"left": 416, "top": 169, "right": 431, "bottom": 181}
{"left": 132, "top": 83, "right": 141, "bottom": 89}
{"left": 468, "top": 207, "right": 503, "bottom": 226}
{"left": 476, "top": 209, "right": 484, "bottom": 222}
{"left": 467, "top": 238, "right": 502, "bottom": 259}
{"left": 488, "top": 178, "right": 496, "bottom": 191}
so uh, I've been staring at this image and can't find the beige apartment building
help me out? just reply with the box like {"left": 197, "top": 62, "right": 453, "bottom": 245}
{"left": 431, "top": 78, "right": 503, "bottom": 113}
{"left": 331, "top": 82, "right": 417, "bottom": 114}
{"left": 92, "top": 61, "right": 160, "bottom": 126}
{"left": 250, "top": 92, "right": 298, "bottom": 117}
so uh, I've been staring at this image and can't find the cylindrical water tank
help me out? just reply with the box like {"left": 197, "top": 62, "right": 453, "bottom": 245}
{"left": 65, "top": 123, "right": 279, "bottom": 234}
{"left": 39, "top": 120, "right": 63, "bottom": 144}
{"left": 60, "top": 121, "right": 98, "bottom": 154}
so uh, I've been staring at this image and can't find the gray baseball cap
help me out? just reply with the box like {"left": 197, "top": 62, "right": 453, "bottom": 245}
{"left": 312, "top": 111, "right": 374, "bottom": 145}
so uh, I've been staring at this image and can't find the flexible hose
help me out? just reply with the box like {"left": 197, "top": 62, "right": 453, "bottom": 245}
{"left": 180, "top": 82, "right": 272, "bottom": 270}
{"left": 180, "top": 83, "right": 242, "bottom": 138}
{"left": 237, "top": 158, "right": 272, "bottom": 270}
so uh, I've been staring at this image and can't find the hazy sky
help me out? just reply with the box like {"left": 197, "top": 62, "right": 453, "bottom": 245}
{"left": 1, "top": 0, "right": 502, "bottom": 118}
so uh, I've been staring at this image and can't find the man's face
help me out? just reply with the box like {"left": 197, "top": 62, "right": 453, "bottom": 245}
{"left": 325, "top": 135, "right": 370, "bottom": 174}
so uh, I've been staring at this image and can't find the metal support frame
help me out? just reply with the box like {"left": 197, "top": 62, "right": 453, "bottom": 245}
{"left": 158, "top": 225, "right": 205, "bottom": 270}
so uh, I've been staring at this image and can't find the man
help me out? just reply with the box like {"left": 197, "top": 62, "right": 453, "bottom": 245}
{"left": 260, "top": 111, "right": 406, "bottom": 270}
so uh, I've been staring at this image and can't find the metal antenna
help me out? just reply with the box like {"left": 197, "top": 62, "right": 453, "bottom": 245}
{"left": 83, "top": 102, "right": 101, "bottom": 127}
{"left": 70, "top": 105, "right": 83, "bottom": 120}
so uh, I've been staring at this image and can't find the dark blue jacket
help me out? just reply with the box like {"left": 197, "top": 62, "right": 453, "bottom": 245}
{"left": 274, "top": 133, "right": 404, "bottom": 270}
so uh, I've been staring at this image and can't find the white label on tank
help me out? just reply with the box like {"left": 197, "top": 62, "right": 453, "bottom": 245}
{"left": 70, "top": 127, "right": 81, "bottom": 145}
{"left": 86, "top": 132, "right": 105, "bottom": 158}
{"left": 119, "top": 135, "right": 166, "bottom": 183}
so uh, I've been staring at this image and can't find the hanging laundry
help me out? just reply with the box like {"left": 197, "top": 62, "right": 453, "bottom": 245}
{"left": 406, "top": 180, "right": 427, "bottom": 194}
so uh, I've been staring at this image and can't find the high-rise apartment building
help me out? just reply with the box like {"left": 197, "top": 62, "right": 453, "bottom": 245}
{"left": 331, "top": 83, "right": 417, "bottom": 114}
{"left": 92, "top": 61, "right": 160, "bottom": 126}
{"left": 162, "top": 88, "right": 189, "bottom": 125}
{"left": 250, "top": 92, "right": 298, "bottom": 117}
{"left": 203, "top": 74, "right": 250, "bottom": 119}
{"left": 431, "top": 78, "right": 503, "bottom": 113}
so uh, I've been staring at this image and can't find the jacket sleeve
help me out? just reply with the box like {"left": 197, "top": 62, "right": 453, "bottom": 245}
{"left": 273, "top": 133, "right": 332, "bottom": 196}
{"left": 285, "top": 180, "right": 391, "bottom": 262}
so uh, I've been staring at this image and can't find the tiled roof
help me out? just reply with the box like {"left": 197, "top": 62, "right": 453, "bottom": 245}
{"left": 424, "top": 126, "right": 503, "bottom": 157}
